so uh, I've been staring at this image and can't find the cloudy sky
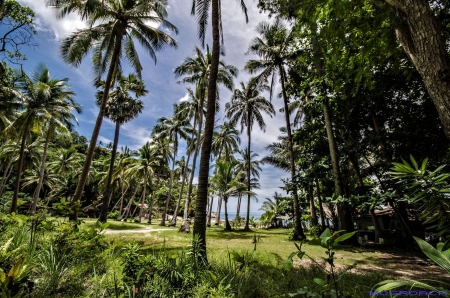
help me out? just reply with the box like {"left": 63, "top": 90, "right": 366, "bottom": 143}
{"left": 15, "top": 0, "right": 290, "bottom": 213}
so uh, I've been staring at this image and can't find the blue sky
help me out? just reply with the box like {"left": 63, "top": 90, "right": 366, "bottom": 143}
{"left": 15, "top": 0, "right": 291, "bottom": 213}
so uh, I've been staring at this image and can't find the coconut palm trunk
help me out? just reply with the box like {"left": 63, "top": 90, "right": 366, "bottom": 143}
{"left": 207, "top": 194, "right": 214, "bottom": 227}
{"left": 170, "top": 117, "right": 197, "bottom": 227}
{"left": 224, "top": 196, "right": 231, "bottom": 230}
{"left": 315, "top": 177, "right": 326, "bottom": 231}
{"left": 160, "top": 156, "right": 176, "bottom": 225}
{"left": 10, "top": 131, "right": 27, "bottom": 213}
{"left": 236, "top": 195, "right": 241, "bottom": 218}
{"left": 309, "top": 184, "right": 318, "bottom": 226}
{"left": 0, "top": 141, "right": 19, "bottom": 197}
{"left": 31, "top": 124, "right": 53, "bottom": 212}
{"left": 279, "top": 64, "right": 306, "bottom": 240}
{"left": 214, "top": 197, "right": 222, "bottom": 225}
{"left": 244, "top": 114, "right": 252, "bottom": 230}
{"left": 148, "top": 174, "right": 160, "bottom": 224}
{"left": 180, "top": 91, "right": 205, "bottom": 232}
{"left": 137, "top": 174, "right": 147, "bottom": 222}
{"left": 99, "top": 121, "right": 121, "bottom": 222}
{"left": 71, "top": 35, "right": 123, "bottom": 221}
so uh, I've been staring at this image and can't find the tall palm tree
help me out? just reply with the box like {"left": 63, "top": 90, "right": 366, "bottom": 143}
{"left": 1, "top": 64, "right": 78, "bottom": 213}
{"left": 174, "top": 45, "right": 236, "bottom": 232}
{"left": 245, "top": 19, "right": 306, "bottom": 240}
{"left": 226, "top": 80, "right": 275, "bottom": 229}
{"left": 152, "top": 107, "right": 191, "bottom": 226}
{"left": 31, "top": 64, "right": 81, "bottom": 213}
{"left": 259, "top": 192, "right": 288, "bottom": 227}
{"left": 97, "top": 73, "right": 146, "bottom": 222}
{"left": 211, "top": 121, "right": 241, "bottom": 162}
{"left": 50, "top": 0, "right": 178, "bottom": 218}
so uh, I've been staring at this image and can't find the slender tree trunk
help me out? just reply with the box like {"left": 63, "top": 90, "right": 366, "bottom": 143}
{"left": 171, "top": 119, "right": 197, "bottom": 227}
{"left": 236, "top": 194, "right": 241, "bottom": 218}
{"left": 386, "top": 0, "right": 450, "bottom": 138}
{"left": 224, "top": 197, "right": 231, "bottom": 230}
{"left": 180, "top": 86, "right": 205, "bottom": 232}
{"left": 137, "top": 179, "right": 146, "bottom": 222}
{"left": 119, "top": 186, "right": 138, "bottom": 221}
{"left": 309, "top": 184, "right": 318, "bottom": 226}
{"left": 71, "top": 34, "right": 123, "bottom": 221}
{"left": 32, "top": 126, "right": 52, "bottom": 213}
{"left": 279, "top": 64, "right": 306, "bottom": 240}
{"left": 148, "top": 175, "right": 160, "bottom": 224}
{"left": 207, "top": 195, "right": 214, "bottom": 227}
{"left": 10, "top": 131, "right": 27, "bottom": 213}
{"left": 368, "top": 107, "right": 391, "bottom": 163}
{"left": 244, "top": 120, "right": 252, "bottom": 230}
{"left": 99, "top": 121, "right": 121, "bottom": 223}
{"left": 0, "top": 141, "right": 19, "bottom": 197}
{"left": 161, "top": 155, "right": 177, "bottom": 226}
{"left": 214, "top": 197, "right": 222, "bottom": 225}
{"left": 315, "top": 178, "right": 326, "bottom": 231}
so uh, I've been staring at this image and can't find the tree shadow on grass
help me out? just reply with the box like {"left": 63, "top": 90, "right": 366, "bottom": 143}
{"left": 207, "top": 229, "right": 270, "bottom": 240}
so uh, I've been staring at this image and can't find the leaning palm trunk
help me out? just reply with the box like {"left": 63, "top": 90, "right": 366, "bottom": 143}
{"left": 71, "top": 35, "right": 123, "bottom": 221}
{"left": 180, "top": 93, "right": 204, "bottom": 232}
{"left": 315, "top": 178, "right": 326, "bottom": 231}
{"left": 11, "top": 131, "right": 27, "bottom": 213}
{"left": 171, "top": 118, "right": 197, "bottom": 227}
{"left": 309, "top": 184, "right": 318, "bottom": 226}
{"left": 99, "top": 121, "right": 121, "bottom": 222}
{"left": 279, "top": 65, "right": 306, "bottom": 240}
{"left": 120, "top": 185, "right": 139, "bottom": 221}
{"left": 148, "top": 175, "right": 160, "bottom": 224}
{"left": 32, "top": 125, "right": 53, "bottom": 213}
{"left": 214, "top": 197, "right": 222, "bottom": 225}
{"left": 160, "top": 156, "right": 176, "bottom": 226}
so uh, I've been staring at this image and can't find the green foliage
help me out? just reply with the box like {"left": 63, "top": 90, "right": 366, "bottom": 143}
{"left": 52, "top": 198, "right": 82, "bottom": 218}
{"left": 391, "top": 156, "right": 450, "bottom": 247}
{"left": 286, "top": 229, "right": 357, "bottom": 298}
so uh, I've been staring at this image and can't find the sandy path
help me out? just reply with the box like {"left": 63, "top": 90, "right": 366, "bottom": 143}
{"left": 104, "top": 228, "right": 173, "bottom": 235}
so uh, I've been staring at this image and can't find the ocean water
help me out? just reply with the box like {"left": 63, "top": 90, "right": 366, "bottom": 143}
{"left": 219, "top": 211, "right": 264, "bottom": 220}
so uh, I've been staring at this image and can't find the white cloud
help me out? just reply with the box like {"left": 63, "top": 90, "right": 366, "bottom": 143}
{"left": 19, "top": 0, "right": 86, "bottom": 41}
{"left": 178, "top": 93, "right": 189, "bottom": 102}
{"left": 98, "top": 135, "right": 112, "bottom": 144}
{"left": 121, "top": 121, "right": 152, "bottom": 149}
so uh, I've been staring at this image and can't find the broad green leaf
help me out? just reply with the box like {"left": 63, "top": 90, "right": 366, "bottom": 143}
{"left": 314, "top": 278, "right": 326, "bottom": 286}
{"left": 333, "top": 231, "right": 357, "bottom": 245}
{"left": 414, "top": 237, "right": 450, "bottom": 274}
{"left": 410, "top": 155, "right": 418, "bottom": 171}
{"left": 319, "top": 228, "right": 331, "bottom": 239}
{"left": 421, "top": 158, "right": 428, "bottom": 173}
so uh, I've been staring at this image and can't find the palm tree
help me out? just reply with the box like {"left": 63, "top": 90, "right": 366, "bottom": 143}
{"left": 31, "top": 64, "right": 81, "bottom": 213}
{"left": 1, "top": 64, "right": 78, "bottom": 213}
{"left": 152, "top": 108, "right": 191, "bottom": 226}
{"left": 245, "top": 19, "right": 306, "bottom": 240}
{"left": 174, "top": 46, "right": 236, "bottom": 232}
{"left": 97, "top": 73, "right": 146, "bottom": 222}
{"left": 211, "top": 121, "right": 241, "bottom": 162}
{"left": 225, "top": 80, "right": 275, "bottom": 229}
{"left": 125, "top": 142, "right": 162, "bottom": 223}
{"left": 259, "top": 192, "right": 288, "bottom": 227}
{"left": 50, "top": 0, "right": 178, "bottom": 218}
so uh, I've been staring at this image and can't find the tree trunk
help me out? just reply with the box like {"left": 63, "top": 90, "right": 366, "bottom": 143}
{"left": 244, "top": 120, "right": 252, "bottom": 230}
{"left": 387, "top": 0, "right": 450, "bottom": 138}
{"left": 160, "top": 154, "right": 177, "bottom": 226}
{"left": 137, "top": 173, "right": 147, "bottom": 222}
{"left": 224, "top": 197, "right": 231, "bottom": 230}
{"left": 99, "top": 121, "right": 121, "bottom": 223}
{"left": 180, "top": 92, "right": 205, "bottom": 233}
{"left": 309, "top": 184, "right": 318, "bottom": 226}
{"left": 148, "top": 175, "right": 160, "bottom": 224}
{"left": 171, "top": 118, "right": 197, "bottom": 227}
{"left": 236, "top": 194, "right": 241, "bottom": 218}
{"left": 207, "top": 195, "right": 214, "bottom": 227}
{"left": 32, "top": 126, "right": 52, "bottom": 213}
{"left": 214, "top": 196, "right": 222, "bottom": 225}
{"left": 315, "top": 178, "right": 326, "bottom": 231}
{"left": 71, "top": 33, "right": 123, "bottom": 221}
{"left": 0, "top": 141, "right": 19, "bottom": 197}
{"left": 10, "top": 131, "right": 27, "bottom": 213}
{"left": 279, "top": 64, "right": 306, "bottom": 240}
{"left": 118, "top": 186, "right": 138, "bottom": 221}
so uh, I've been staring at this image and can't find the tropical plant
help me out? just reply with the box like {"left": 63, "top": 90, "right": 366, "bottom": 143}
{"left": 50, "top": 0, "right": 178, "bottom": 219}
{"left": 97, "top": 73, "right": 146, "bottom": 223}
{"left": 245, "top": 19, "right": 305, "bottom": 239}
